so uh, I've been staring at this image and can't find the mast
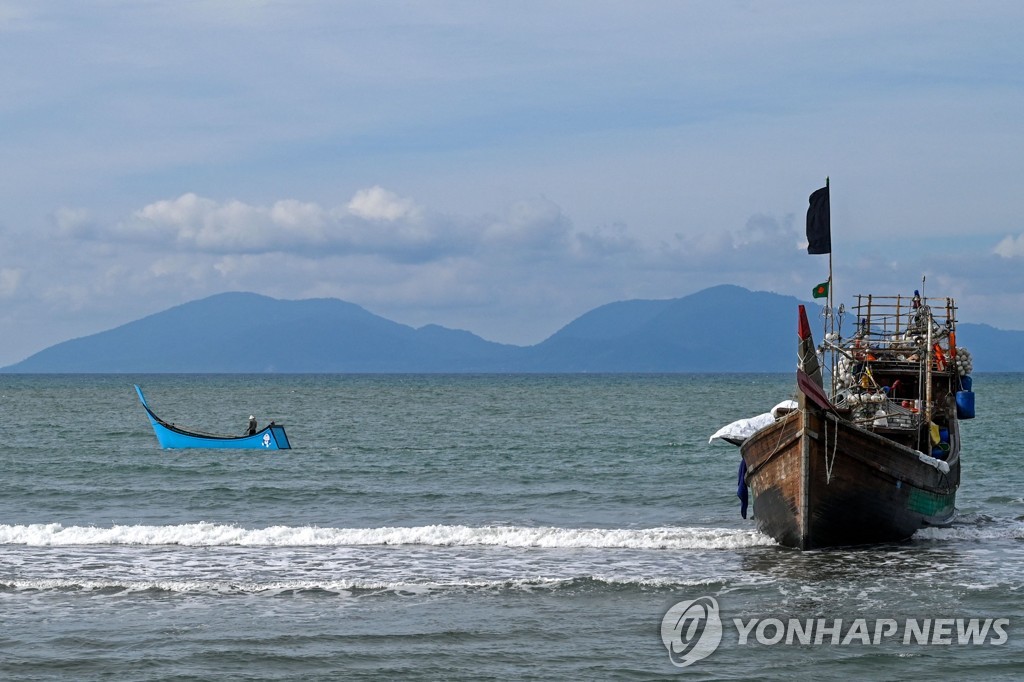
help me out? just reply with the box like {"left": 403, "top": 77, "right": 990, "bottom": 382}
{"left": 826, "top": 177, "right": 833, "bottom": 320}
{"left": 823, "top": 178, "right": 835, "bottom": 394}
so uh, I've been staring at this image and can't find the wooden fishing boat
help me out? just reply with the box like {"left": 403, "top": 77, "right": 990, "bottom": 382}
{"left": 714, "top": 181, "right": 974, "bottom": 549}
{"left": 134, "top": 385, "right": 291, "bottom": 450}
{"left": 737, "top": 300, "right": 971, "bottom": 549}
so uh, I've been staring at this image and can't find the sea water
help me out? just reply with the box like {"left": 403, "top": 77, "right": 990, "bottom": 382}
{"left": 0, "top": 374, "right": 1021, "bottom": 680}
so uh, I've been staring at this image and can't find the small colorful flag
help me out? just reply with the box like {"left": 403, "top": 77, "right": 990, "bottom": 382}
{"left": 812, "top": 281, "right": 829, "bottom": 299}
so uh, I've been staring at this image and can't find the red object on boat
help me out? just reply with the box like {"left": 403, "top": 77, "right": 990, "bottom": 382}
{"left": 798, "top": 304, "right": 812, "bottom": 340}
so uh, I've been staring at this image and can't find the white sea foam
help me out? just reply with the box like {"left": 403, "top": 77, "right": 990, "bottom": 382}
{"left": 0, "top": 522, "right": 775, "bottom": 550}
{"left": 913, "top": 519, "right": 1024, "bottom": 542}
{"left": 0, "top": 574, "right": 727, "bottom": 595}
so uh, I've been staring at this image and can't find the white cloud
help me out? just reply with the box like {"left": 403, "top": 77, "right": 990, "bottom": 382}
{"left": 994, "top": 234, "right": 1024, "bottom": 259}
{"left": 480, "top": 198, "right": 571, "bottom": 255}
{"left": 270, "top": 199, "right": 328, "bottom": 233}
{"left": 113, "top": 191, "right": 368, "bottom": 254}
{"left": 129, "top": 194, "right": 281, "bottom": 252}
{"left": 0, "top": 268, "right": 23, "bottom": 297}
{"left": 60, "top": 189, "right": 582, "bottom": 266}
{"left": 573, "top": 223, "right": 639, "bottom": 259}
{"left": 346, "top": 186, "right": 421, "bottom": 222}
{"left": 53, "top": 207, "right": 93, "bottom": 236}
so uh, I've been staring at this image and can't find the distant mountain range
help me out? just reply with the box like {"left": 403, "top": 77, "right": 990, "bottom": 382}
{"left": 3, "top": 285, "right": 1022, "bottom": 372}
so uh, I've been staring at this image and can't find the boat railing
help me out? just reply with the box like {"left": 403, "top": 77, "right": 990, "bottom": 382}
{"left": 830, "top": 295, "right": 961, "bottom": 376}
{"left": 849, "top": 294, "right": 957, "bottom": 351}
{"left": 827, "top": 294, "right": 971, "bottom": 426}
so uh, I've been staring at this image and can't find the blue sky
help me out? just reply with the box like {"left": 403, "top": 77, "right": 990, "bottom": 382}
{"left": 2, "top": 1, "right": 1023, "bottom": 365}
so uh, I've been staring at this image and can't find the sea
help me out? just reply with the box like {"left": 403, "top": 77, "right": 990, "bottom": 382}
{"left": 0, "top": 373, "right": 1021, "bottom": 681}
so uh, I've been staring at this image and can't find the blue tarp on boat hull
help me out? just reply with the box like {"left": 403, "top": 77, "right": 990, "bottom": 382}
{"left": 134, "top": 385, "right": 291, "bottom": 450}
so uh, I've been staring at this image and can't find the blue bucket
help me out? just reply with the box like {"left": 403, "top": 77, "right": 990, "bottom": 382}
{"left": 956, "top": 390, "right": 975, "bottom": 419}
{"left": 960, "top": 375, "right": 973, "bottom": 392}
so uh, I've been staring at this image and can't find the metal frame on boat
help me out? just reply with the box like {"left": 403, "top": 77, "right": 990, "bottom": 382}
{"left": 134, "top": 385, "right": 291, "bottom": 450}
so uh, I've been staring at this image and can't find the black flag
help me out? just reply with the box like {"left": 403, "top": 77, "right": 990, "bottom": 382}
{"left": 806, "top": 183, "right": 831, "bottom": 254}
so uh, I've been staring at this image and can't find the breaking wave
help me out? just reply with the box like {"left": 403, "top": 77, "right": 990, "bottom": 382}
{"left": 0, "top": 575, "right": 728, "bottom": 596}
{"left": 913, "top": 517, "right": 1024, "bottom": 542}
{"left": 0, "top": 522, "right": 775, "bottom": 550}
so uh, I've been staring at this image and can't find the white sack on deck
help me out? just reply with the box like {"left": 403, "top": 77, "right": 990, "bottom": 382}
{"left": 708, "top": 412, "right": 776, "bottom": 445}
{"left": 771, "top": 400, "right": 798, "bottom": 418}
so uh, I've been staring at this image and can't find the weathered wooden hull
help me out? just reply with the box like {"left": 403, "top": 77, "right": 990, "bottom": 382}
{"left": 740, "top": 408, "right": 959, "bottom": 549}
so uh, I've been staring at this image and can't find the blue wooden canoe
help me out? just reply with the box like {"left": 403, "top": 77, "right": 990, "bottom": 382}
{"left": 134, "top": 385, "right": 291, "bottom": 450}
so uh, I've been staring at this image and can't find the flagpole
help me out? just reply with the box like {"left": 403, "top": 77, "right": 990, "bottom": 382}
{"left": 826, "top": 177, "right": 833, "bottom": 323}
{"left": 806, "top": 177, "right": 834, "bottom": 376}
{"left": 827, "top": 177, "right": 835, "bottom": 396}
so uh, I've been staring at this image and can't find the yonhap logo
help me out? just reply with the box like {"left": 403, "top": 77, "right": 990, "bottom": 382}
{"left": 661, "top": 596, "right": 1010, "bottom": 668}
{"left": 660, "top": 596, "right": 723, "bottom": 667}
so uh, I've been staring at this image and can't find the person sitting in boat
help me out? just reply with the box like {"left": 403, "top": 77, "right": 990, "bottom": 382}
{"left": 247, "top": 415, "right": 258, "bottom": 436}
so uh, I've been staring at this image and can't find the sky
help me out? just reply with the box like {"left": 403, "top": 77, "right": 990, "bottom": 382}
{"left": 2, "top": 1, "right": 1023, "bottom": 366}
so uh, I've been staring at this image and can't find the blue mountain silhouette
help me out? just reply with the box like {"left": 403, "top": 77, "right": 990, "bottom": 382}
{"left": 4, "top": 286, "right": 1020, "bottom": 372}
